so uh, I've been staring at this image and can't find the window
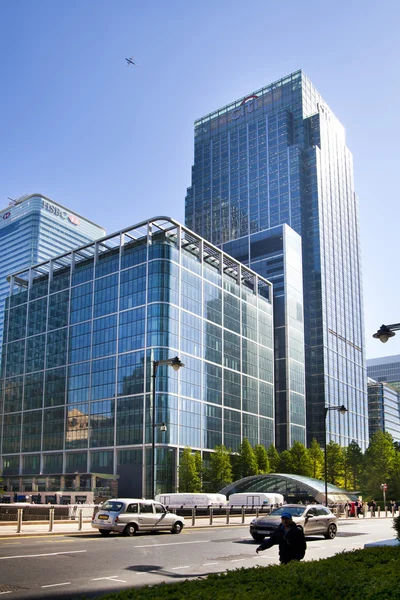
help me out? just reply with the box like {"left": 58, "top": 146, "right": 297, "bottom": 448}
{"left": 139, "top": 503, "right": 154, "bottom": 514}
{"left": 126, "top": 503, "right": 138, "bottom": 514}
{"left": 154, "top": 504, "right": 165, "bottom": 514}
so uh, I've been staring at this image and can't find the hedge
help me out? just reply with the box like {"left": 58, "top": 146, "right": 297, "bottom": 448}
{"left": 97, "top": 546, "right": 400, "bottom": 600}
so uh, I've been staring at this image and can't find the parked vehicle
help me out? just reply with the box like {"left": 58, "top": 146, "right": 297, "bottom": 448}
{"left": 155, "top": 493, "right": 227, "bottom": 507}
{"left": 91, "top": 498, "right": 185, "bottom": 536}
{"left": 228, "top": 492, "right": 283, "bottom": 507}
{"left": 250, "top": 504, "right": 338, "bottom": 542}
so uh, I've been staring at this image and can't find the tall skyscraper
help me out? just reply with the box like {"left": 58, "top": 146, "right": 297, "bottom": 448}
{"left": 0, "top": 194, "right": 106, "bottom": 356}
{"left": 186, "top": 70, "right": 367, "bottom": 449}
{"left": 367, "top": 378, "right": 400, "bottom": 443}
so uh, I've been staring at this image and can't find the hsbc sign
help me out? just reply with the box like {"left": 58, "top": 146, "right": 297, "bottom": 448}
{"left": 42, "top": 200, "right": 80, "bottom": 226}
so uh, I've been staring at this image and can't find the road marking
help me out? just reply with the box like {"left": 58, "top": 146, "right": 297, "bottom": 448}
{"left": 134, "top": 540, "right": 210, "bottom": 548}
{"left": 230, "top": 559, "right": 245, "bottom": 562}
{"left": 0, "top": 550, "right": 87, "bottom": 560}
{"left": 41, "top": 583, "right": 71, "bottom": 588}
{"left": 171, "top": 566, "right": 190, "bottom": 570}
{"left": 92, "top": 576, "right": 126, "bottom": 582}
{"left": 203, "top": 562, "right": 219, "bottom": 565}
{"left": 0, "top": 592, "right": 12, "bottom": 595}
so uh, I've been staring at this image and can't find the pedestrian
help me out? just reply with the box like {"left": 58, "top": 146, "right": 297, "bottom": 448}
{"left": 370, "top": 499, "right": 376, "bottom": 517}
{"left": 256, "top": 511, "right": 307, "bottom": 564}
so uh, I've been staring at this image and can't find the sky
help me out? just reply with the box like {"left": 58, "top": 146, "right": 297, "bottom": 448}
{"left": 0, "top": 0, "right": 399, "bottom": 359}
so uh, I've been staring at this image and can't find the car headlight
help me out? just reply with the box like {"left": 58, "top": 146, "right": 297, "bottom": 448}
{"left": 250, "top": 519, "right": 257, "bottom": 525}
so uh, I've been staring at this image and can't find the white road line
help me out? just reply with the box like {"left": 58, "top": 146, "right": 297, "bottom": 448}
{"left": 0, "top": 592, "right": 12, "bottom": 595}
{"left": 203, "top": 562, "right": 219, "bottom": 565}
{"left": 134, "top": 540, "right": 210, "bottom": 548}
{"left": 0, "top": 550, "right": 87, "bottom": 560}
{"left": 41, "top": 583, "right": 71, "bottom": 588}
{"left": 171, "top": 566, "right": 190, "bottom": 570}
{"left": 92, "top": 576, "right": 119, "bottom": 581}
{"left": 230, "top": 559, "right": 245, "bottom": 562}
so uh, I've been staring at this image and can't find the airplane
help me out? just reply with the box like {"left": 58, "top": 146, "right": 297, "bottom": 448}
{"left": 125, "top": 56, "right": 137, "bottom": 67}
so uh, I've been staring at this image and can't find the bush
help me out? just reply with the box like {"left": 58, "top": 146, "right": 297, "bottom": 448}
{"left": 98, "top": 547, "right": 400, "bottom": 600}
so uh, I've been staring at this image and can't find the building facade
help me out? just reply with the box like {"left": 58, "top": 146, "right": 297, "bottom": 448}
{"left": 185, "top": 70, "right": 367, "bottom": 449}
{"left": 0, "top": 217, "right": 274, "bottom": 498}
{"left": 367, "top": 378, "right": 400, "bottom": 442}
{"left": 0, "top": 194, "right": 106, "bottom": 359}
{"left": 367, "top": 355, "right": 400, "bottom": 393}
{"left": 223, "top": 224, "right": 306, "bottom": 450}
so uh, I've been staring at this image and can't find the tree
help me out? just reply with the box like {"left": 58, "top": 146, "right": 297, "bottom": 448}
{"left": 178, "top": 447, "right": 201, "bottom": 493}
{"left": 234, "top": 438, "right": 258, "bottom": 480}
{"left": 206, "top": 445, "right": 233, "bottom": 492}
{"left": 388, "top": 451, "right": 400, "bottom": 500}
{"left": 345, "top": 441, "right": 364, "bottom": 490}
{"left": 194, "top": 451, "right": 203, "bottom": 491}
{"left": 362, "top": 432, "right": 396, "bottom": 499}
{"left": 307, "top": 438, "right": 324, "bottom": 479}
{"left": 326, "top": 441, "right": 345, "bottom": 486}
{"left": 254, "top": 444, "right": 270, "bottom": 474}
{"left": 278, "top": 450, "right": 293, "bottom": 473}
{"left": 289, "top": 441, "right": 312, "bottom": 476}
{"left": 267, "top": 444, "right": 280, "bottom": 472}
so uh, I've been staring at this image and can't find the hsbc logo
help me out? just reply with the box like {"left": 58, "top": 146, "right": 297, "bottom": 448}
{"left": 42, "top": 200, "right": 79, "bottom": 226}
{"left": 2, "top": 212, "right": 11, "bottom": 220}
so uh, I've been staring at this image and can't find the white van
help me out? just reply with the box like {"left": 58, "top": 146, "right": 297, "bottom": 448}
{"left": 155, "top": 493, "right": 227, "bottom": 507}
{"left": 228, "top": 492, "right": 283, "bottom": 507}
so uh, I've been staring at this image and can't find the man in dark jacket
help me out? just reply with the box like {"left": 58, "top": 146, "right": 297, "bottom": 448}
{"left": 256, "top": 511, "right": 306, "bottom": 564}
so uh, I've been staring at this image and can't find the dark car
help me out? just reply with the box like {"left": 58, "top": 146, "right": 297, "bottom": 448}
{"left": 250, "top": 504, "right": 338, "bottom": 542}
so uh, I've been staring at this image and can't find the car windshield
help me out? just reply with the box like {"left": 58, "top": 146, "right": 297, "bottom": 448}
{"left": 269, "top": 506, "right": 305, "bottom": 517}
{"left": 100, "top": 501, "right": 123, "bottom": 512}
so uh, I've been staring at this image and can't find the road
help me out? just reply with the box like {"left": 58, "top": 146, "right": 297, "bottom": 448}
{"left": 0, "top": 518, "right": 395, "bottom": 599}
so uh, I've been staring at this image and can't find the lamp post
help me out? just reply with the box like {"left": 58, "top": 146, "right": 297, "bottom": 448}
{"left": 373, "top": 323, "right": 400, "bottom": 343}
{"left": 323, "top": 404, "right": 347, "bottom": 507}
{"left": 151, "top": 356, "right": 184, "bottom": 499}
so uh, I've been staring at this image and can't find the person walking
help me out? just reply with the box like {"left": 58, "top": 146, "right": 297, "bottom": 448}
{"left": 256, "top": 511, "right": 306, "bottom": 564}
{"left": 370, "top": 500, "right": 377, "bottom": 517}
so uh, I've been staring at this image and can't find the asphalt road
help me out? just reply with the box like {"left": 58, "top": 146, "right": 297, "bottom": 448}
{"left": 0, "top": 518, "right": 395, "bottom": 599}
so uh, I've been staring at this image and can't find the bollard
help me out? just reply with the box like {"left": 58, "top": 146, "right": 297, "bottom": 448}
{"left": 256, "top": 507, "right": 259, "bottom": 519}
{"left": 49, "top": 508, "right": 54, "bottom": 532}
{"left": 78, "top": 508, "right": 83, "bottom": 531}
{"left": 226, "top": 507, "right": 230, "bottom": 524}
{"left": 345, "top": 507, "right": 349, "bottom": 519}
{"left": 209, "top": 507, "right": 213, "bottom": 525}
{"left": 241, "top": 505, "right": 245, "bottom": 524}
{"left": 385, "top": 506, "right": 388, "bottom": 518}
{"left": 363, "top": 505, "right": 367, "bottom": 518}
{"left": 16, "top": 508, "right": 23, "bottom": 533}
{"left": 378, "top": 507, "right": 381, "bottom": 518}
{"left": 191, "top": 506, "right": 196, "bottom": 526}
{"left": 392, "top": 507, "right": 395, "bottom": 517}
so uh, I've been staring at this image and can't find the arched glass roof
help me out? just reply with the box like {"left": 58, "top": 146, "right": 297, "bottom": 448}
{"left": 220, "top": 473, "right": 357, "bottom": 504}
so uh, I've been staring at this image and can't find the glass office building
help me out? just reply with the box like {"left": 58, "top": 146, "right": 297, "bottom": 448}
{"left": 367, "top": 355, "right": 400, "bottom": 393}
{"left": 185, "top": 70, "right": 367, "bottom": 449}
{"left": 223, "top": 224, "right": 306, "bottom": 450}
{"left": 0, "top": 217, "right": 274, "bottom": 498}
{"left": 0, "top": 194, "right": 106, "bottom": 361}
{"left": 367, "top": 378, "right": 400, "bottom": 443}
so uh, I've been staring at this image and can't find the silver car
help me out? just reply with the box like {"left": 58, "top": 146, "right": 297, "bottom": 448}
{"left": 250, "top": 504, "right": 338, "bottom": 541}
{"left": 91, "top": 498, "right": 185, "bottom": 536}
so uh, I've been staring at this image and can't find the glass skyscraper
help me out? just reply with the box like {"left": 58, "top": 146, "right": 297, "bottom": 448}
{"left": 367, "top": 355, "right": 400, "bottom": 393}
{"left": 367, "top": 378, "right": 400, "bottom": 443}
{"left": 185, "top": 70, "right": 367, "bottom": 449}
{"left": 0, "top": 217, "right": 274, "bottom": 498}
{"left": 0, "top": 194, "right": 106, "bottom": 359}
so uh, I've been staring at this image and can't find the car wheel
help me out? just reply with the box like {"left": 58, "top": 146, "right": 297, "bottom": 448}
{"left": 324, "top": 523, "right": 337, "bottom": 539}
{"left": 171, "top": 522, "right": 183, "bottom": 534}
{"left": 99, "top": 529, "right": 111, "bottom": 536}
{"left": 251, "top": 533, "right": 265, "bottom": 542}
{"left": 123, "top": 523, "right": 137, "bottom": 536}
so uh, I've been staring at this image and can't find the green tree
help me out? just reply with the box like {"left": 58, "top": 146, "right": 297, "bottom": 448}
{"left": 362, "top": 432, "right": 395, "bottom": 499}
{"left": 266, "top": 444, "right": 280, "bottom": 472}
{"left": 178, "top": 447, "right": 201, "bottom": 492}
{"left": 345, "top": 441, "right": 363, "bottom": 490}
{"left": 194, "top": 451, "right": 203, "bottom": 491}
{"left": 307, "top": 438, "right": 324, "bottom": 479}
{"left": 254, "top": 444, "right": 270, "bottom": 474}
{"left": 388, "top": 451, "right": 400, "bottom": 500}
{"left": 326, "top": 441, "right": 345, "bottom": 486}
{"left": 278, "top": 450, "right": 293, "bottom": 473}
{"left": 234, "top": 438, "right": 258, "bottom": 479}
{"left": 206, "top": 445, "right": 233, "bottom": 492}
{"left": 289, "top": 441, "right": 311, "bottom": 476}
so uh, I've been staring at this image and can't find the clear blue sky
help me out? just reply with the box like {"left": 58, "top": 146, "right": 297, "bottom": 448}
{"left": 0, "top": 0, "right": 399, "bottom": 359}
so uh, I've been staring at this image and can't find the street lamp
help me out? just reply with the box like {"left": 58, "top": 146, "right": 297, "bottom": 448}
{"left": 373, "top": 323, "right": 400, "bottom": 343}
{"left": 323, "top": 404, "right": 347, "bottom": 507}
{"left": 151, "top": 356, "right": 184, "bottom": 499}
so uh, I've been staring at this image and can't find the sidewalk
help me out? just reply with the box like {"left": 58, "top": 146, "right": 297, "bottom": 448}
{"left": 0, "top": 512, "right": 396, "bottom": 538}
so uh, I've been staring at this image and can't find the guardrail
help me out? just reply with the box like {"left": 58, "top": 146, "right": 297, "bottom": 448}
{"left": 0, "top": 504, "right": 95, "bottom": 522}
